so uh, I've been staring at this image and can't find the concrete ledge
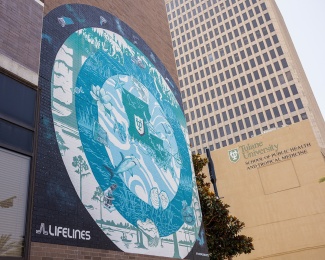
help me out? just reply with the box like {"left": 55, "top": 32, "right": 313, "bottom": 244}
{"left": 0, "top": 53, "right": 39, "bottom": 85}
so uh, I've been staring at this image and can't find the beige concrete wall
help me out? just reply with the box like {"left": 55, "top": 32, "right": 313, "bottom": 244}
{"left": 210, "top": 120, "right": 325, "bottom": 259}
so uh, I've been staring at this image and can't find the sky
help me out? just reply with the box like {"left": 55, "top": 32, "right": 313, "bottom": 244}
{"left": 275, "top": 0, "right": 325, "bottom": 119}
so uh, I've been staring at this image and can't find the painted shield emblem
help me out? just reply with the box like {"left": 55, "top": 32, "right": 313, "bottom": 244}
{"left": 134, "top": 115, "right": 145, "bottom": 135}
{"left": 228, "top": 148, "right": 240, "bottom": 163}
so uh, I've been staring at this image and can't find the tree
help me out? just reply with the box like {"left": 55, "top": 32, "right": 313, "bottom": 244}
{"left": 72, "top": 155, "right": 90, "bottom": 202}
{"left": 193, "top": 153, "right": 254, "bottom": 260}
{"left": 92, "top": 186, "right": 105, "bottom": 227}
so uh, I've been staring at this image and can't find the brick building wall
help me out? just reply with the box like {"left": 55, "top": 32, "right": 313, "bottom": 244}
{"left": 43, "top": 0, "right": 178, "bottom": 85}
{"left": 28, "top": 1, "right": 208, "bottom": 260}
{"left": 31, "top": 242, "right": 182, "bottom": 260}
{"left": 0, "top": 0, "right": 43, "bottom": 83}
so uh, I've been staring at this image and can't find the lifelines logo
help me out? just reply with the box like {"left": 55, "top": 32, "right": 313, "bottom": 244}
{"left": 36, "top": 223, "right": 91, "bottom": 240}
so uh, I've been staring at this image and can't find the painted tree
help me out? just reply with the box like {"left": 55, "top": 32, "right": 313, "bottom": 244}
{"left": 193, "top": 153, "right": 254, "bottom": 260}
{"left": 72, "top": 155, "right": 90, "bottom": 202}
{"left": 172, "top": 232, "right": 180, "bottom": 258}
{"left": 92, "top": 186, "right": 104, "bottom": 227}
{"left": 55, "top": 131, "right": 69, "bottom": 155}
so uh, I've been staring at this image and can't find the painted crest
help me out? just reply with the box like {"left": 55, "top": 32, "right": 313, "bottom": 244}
{"left": 228, "top": 148, "right": 240, "bottom": 163}
{"left": 134, "top": 115, "right": 145, "bottom": 135}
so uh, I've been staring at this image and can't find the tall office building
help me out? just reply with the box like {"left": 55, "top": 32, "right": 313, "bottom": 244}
{"left": 165, "top": 0, "right": 325, "bottom": 154}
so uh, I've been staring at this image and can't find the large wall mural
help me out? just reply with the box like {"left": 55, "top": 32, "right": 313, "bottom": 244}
{"left": 34, "top": 4, "right": 208, "bottom": 259}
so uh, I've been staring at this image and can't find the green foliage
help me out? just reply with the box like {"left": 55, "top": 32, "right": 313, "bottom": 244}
{"left": 319, "top": 177, "right": 325, "bottom": 183}
{"left": 193, "top": 153, "right": 254, "bottom": 260}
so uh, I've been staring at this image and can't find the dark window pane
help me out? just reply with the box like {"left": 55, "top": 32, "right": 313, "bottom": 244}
{"left": 258, "top": 112, "right": 265, "bottom": 123}
{"left": 264, "top": 80, "right": 271, "bottom": 90}
{"left": 0, "top": 73, "right": 36, "bottom": 127}
{"left": 281, "top": 58, "right": 288, "bottom": 68}
{"left": 301, "top": 113, "right": 308, "bottom": 120}
{"left": 219, "top": 127, "right": 225, "bottom": 137}
{"left": 283, "top": 87, "right": 290, "bottom": 98}
{"left": 0, "top": 119, "right": 33, "bottom": 153}
{"left": 265, "top": 109, "right": 273, "bottom": 120}
{"left": 280, "top": 104, "right": 288, "bottom": 115}
{"left": 241, "top": 104, "right": 248, "bottom": 114}
{"left": 248, "top": 101, "right": 254, "bottom": 111}
{"left": 276, "top": 90, "right": 283, "bottom": 101}
{"left": 290, "top": 84, "right": 298, "bottom": 95}
{"left": 295, "top": 98, "right": 304, "bottom": 109}
{"left": 254, "top": 99, "right": 261, "bottom": 109}
{"left": 245, "top": 117, "right": 251, "bottom": 127}
{"left": 238, "top": 119, "right": 244, "bottom": 130}
{"left": 273, "top": 107, "right": 280, "bottom": 117}
{"left": 261, "top": 96, "right": 268, "bottom": 106}
{"left": 268, "top": 93, "right": 275, "bottom": 103}
{"left": 251, "top": 86, "right": 257, "bottom": 95}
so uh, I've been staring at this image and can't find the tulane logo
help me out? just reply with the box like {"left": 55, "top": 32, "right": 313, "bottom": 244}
{"left": 228, "top": 148, "right": 240, "bottom": 163}
{"left": 134, "top": 115, "right": 145, "bottom": 136}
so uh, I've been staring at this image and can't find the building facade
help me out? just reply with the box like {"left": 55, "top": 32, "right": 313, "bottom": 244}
{"left": 209, "top": 119, "right": 325, "bottom": 259}
{"left": 0, "top": 1, "right": 208, "bottom": 259}
{"left": 165, "top": 0, "right": 325, "bottom": 154}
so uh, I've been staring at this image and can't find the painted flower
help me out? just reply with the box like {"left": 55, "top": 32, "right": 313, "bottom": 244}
{"left": 90, "top": 85, "right": 112, "bottom": 112}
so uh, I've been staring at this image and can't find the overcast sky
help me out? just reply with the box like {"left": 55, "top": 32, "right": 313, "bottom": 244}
{"left": 275, "top": 0, "right": 325, "bottom": 119}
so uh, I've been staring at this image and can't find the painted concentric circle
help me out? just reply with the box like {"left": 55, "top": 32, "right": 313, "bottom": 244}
{"left": 50, "top": 25, "right": 202, "bottom": 257}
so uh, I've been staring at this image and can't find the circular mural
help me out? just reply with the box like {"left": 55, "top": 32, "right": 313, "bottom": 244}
{"left": 49, "top": 13, "right": 203, "bottom": 258}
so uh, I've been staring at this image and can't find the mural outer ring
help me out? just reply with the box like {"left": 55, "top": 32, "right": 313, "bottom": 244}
{"left": 37, "top": 4, "right": 207, "bottom": 259}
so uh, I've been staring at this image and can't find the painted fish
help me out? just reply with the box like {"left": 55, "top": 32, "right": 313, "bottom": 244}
{"left": 104, "top": 152, "right": 139, "bottom": 179}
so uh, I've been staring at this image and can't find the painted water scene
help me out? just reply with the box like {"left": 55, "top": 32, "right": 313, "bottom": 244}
{"left": 50, "top": 15, "right": 204, "bottom": 258}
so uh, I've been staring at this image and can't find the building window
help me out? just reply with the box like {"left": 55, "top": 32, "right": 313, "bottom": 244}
{"left": 275, "top": 90, "right": 283, "bottom": 101}
{"left": 254, "top": 99, "right": 261, "bottom": 109}
{"left": 301, "top": 113, "right": 308, "bottom": 120}
{"left": 293, "top": 115, "right": 299, "bottom": 123}
{"left": 265, "top": 109, "right": 273, "bottom": 120}
{"left": 258, "top": 112, "right": 265, "bottom": 123}
{"left": 273, "top": 107, "right": 280, "bottom": 117}
{"left": 238, "top": 119, "right": 244, "bottom": 130}
{"left": 280, "top": 104, "right": 288, "bottom": 115}
{"left": 278, "top": 74, "right": 286, "bottom": 85}
{"left": 245, "top": 117, "right": 251, "bottom": 127}
{"left": 281, "top": 58, "right": 288, "bottom": 68}
{"left": 285, "top": 118, "right": 291, "bottom": 125}
{"left": 290, "top": 84, "right": 298, "bottom": 95}
{"left": 268, "top": 93, "right": 275, "bottom": 103}
{"left": 283, "top": 87, "right": 290, "bottom": 98}
{"left": 252, "top": 114, "right": 258, "bottom": 125}
{"left": 295, "top": 98, "right": 304, "bottom": 109}
{"left": 0, "top": 72, "right": 37, "bottom": 258}
{"left": 261, "top": 96, "right": 268, "bottom": 106}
